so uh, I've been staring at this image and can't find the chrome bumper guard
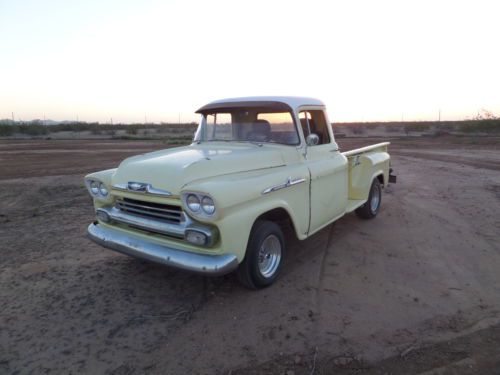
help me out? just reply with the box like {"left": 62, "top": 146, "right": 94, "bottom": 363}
{"left": 87, "top": 223, "right": 238, "bottom": 276}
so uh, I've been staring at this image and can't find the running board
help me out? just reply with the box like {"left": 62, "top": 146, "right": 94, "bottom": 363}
{"left": 346, "top": 199, "right": 366, "bottom": 213}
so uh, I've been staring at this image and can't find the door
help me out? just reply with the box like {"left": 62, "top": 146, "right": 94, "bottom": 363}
{"left": 299, "top": 109, "right": 348, "bottom": 234}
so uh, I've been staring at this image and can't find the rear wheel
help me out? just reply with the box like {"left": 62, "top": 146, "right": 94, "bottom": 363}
{"left": 237, "top": 220, "right": 285, "bottom": 289}
{"left": 356, "top": 178, "right": 382, "bottom": 219}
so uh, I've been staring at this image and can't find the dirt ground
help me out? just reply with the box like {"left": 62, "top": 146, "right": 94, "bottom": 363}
{"left": 1, "top": 136, "right": 499, "bottom": 375}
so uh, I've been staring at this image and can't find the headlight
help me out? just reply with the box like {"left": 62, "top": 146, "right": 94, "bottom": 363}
{"left": 186, "top": 194, "right": 201, "bottom": 212}
{"left": 86, "top": 179, "right": 110, "bottom": 200}
{"left": 90, "top": 181, "right": 99, "bottom": 195}
{"left": 99, "top": 182, "right": 108, "bottom": 196}
{"left": 201, "top": 196, "right": 215, "bottom": 215}
{"left": 183, "top": 192, "right": 216, "bottom": 218}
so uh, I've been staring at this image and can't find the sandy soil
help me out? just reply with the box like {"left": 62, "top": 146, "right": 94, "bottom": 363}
{"left": 1, "top": 137, "right": 499, "bottom": 374}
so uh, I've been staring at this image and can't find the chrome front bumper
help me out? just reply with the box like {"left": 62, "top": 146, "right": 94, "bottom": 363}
{"left": 87, "top": 223, "right": 238, "bottom": 276}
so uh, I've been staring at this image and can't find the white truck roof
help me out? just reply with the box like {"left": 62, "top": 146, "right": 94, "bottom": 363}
{"left": 199, "top": 96, "right": 325, "bottom": 112}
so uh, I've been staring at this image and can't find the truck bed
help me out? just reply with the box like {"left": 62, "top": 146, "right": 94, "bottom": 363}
{"left": 342, "top": 142, "right": 391, "bottom": 204}
{"left": 342, "top": 142, "right": 390, "bottom": 157}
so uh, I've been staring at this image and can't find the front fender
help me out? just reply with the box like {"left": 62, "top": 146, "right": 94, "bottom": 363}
{"left": 183, "top": 166, "right": 310, "bottom": 262}
{"left": 85, "top": 168, "right": 117, "bottom": 186}
{"left": 84, "top": 168, "right": 117, "bottom": 207}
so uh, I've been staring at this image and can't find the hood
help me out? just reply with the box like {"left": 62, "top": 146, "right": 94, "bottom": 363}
{"left": 111, "top": 144, "right": 285, "bottom": 195}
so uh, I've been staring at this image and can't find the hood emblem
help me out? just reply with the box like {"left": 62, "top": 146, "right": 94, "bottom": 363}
{"left": 112, "top": 182, "right": 172, "bottom": 197}
{"left": 128, "top": 181, "right": 147, "bottom": 191}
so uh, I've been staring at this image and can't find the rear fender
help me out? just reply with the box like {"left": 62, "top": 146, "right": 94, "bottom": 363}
{"left": 347, "top": 151, "right": 390, "bottom": 200}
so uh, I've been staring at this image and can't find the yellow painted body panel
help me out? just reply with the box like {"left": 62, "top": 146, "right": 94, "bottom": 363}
{"left": 343, "top": 143, "right": 391, "bottom": 200}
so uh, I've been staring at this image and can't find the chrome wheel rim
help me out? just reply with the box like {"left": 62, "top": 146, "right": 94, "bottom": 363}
{"left": 258, "top": 234, "right": 282, "bottom": 278}
{"left": 370, "top": 183, "right": 381, "bottom": 213}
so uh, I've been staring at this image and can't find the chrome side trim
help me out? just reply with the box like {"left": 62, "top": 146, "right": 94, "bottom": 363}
{"left": 112, "top": 182, "right": 172, "bottom": 197}
{"left": 262, "top": 177, "right": 306, "bottom": 195}
{"left": 87, "top": 223, "right": 237, "bottom": 276}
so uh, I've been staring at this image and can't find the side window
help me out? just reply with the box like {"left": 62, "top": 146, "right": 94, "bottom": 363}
{"left": 206, "top": 113, "right": 232, "bottom": 140}
{"left": 299, "top": 110, "right": 330, "bottom": 145}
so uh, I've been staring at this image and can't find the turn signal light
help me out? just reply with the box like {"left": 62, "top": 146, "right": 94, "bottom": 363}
{"left": 185, "top": 230, "right": 207, "bottom": 246}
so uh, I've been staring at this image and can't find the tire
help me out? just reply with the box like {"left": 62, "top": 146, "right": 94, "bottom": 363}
{"left": 356, "top": 178, "right": 382, "bottom": 219}
{"left": 237, "top": 220, "right": 285, "bottom": 289}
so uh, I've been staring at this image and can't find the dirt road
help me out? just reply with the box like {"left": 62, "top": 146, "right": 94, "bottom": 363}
{"left": 1, "top": 137, "right": 499, "bottom": 374}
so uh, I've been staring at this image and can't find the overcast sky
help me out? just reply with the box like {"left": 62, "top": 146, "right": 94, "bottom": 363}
{"left": 1, "top": 0, "right": 499, "bottom": 123}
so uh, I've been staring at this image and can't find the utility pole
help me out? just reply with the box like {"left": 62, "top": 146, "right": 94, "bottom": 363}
{"left": 178, "top": 112, "right": 181, "bottom": 125}
{"left": 144, "top": 113, "right": 147, "bottom": 124}
{"left": 11, "top": 112, "right": 14, "bottom": 123}
{"left": 438, "top": 109, "right": 441, "bottom": 122}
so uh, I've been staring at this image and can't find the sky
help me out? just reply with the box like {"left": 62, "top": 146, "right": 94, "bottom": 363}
{"left": 1, "top": 0, "right": 499, "bottom": 123}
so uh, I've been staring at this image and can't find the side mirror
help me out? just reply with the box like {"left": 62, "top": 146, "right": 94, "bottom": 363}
{"left": 306, "top": 133, "right": 319, "bottom": 146}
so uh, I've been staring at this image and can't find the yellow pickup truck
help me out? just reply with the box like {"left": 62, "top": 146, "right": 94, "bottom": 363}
{"left": 85, "top": 97, "right": 396, "bottom": 288}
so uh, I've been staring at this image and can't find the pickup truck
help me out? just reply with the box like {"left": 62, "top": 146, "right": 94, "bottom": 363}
{"left": 86, "top": 97, "right": 396, "bottom": 289}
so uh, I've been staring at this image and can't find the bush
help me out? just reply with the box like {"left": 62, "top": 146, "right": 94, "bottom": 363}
{"left": 350, "top": 125, "right": 366, "bottom": 135}
{"left": 384, "top": 124, "right": 401, "bottom": 133}
{"left": 459, "top": 120, "right": 500, "bottom": 134}
{"left": 126, "top": 126, "right": 138, "bottom": 135}
{"left": 436, "top": 123, "right": 454, "bottom": 131}
{"left": 0, "top": 124, "right": 16, "bottom": 136}
{"left": 18, "top": 124, "right": 49, "bottom": 136}
{"left": 405, "top": 123, "right": 431, "bottom": 132}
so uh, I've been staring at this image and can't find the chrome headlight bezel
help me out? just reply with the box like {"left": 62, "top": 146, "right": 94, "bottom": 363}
{"left": 85, "top": 179, "right": 111, "bottom": 201}
{"left": 186, "top": 193, "right": 201, "bottom": 212}
{"left": 181, "top": 191, "right": 217, "bottom": 219}
{"left": 98, "top": 182, "right": 109, "bottom": 197}
{"left": 90, "top": 181, "right": 99, "bottom": 195}
{"left": 201, "top": 196, "right": 215, "bottom": 215}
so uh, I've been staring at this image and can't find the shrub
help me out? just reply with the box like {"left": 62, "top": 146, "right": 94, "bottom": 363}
{"left": 459, "top": 120, "right": 500, "bottom": 134}
{"left": 350, "top": 125, "right": 365, "bottom": 135}
{"left": 18, "top": 124, "right": 49, "bottom": 136}
{"left": 436, "top": 123, "right": 454, "bottom": 131}
{"left": 126, "top": 126, "right": 138, "bottom": 135}
{"left": 384, "top": 125, "right": 401, "bottom": 133}
{"left": 405, "top": 123, "right": 430, "bottom": 132}
{"left": 0, "top": 124, "right": 16, "bottom": 136}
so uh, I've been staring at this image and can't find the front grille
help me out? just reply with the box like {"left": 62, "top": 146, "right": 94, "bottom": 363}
{"left": 116, "top": 197, "right": 183, "bottom": 224}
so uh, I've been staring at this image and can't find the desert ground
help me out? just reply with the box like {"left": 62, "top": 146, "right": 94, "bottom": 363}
{"left": 1, "top": 136, "right": 500, "bottom": 374}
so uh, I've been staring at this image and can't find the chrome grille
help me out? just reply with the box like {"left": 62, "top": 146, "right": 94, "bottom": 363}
{"left": 115, "top": 197, "right": 183, "bottom": 224}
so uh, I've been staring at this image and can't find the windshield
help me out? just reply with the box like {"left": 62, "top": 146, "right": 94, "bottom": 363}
{"left": 194, "top": 107, "right": 300, "bottom": 145}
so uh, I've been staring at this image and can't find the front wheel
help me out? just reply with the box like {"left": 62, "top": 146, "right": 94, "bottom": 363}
{"left": 356, "top": 178, "right": 382, "bottom": 219}
{"left": 237, "top": 220, "right": 285, "bottom": 289}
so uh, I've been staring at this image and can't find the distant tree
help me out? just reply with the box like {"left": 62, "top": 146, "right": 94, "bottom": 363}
{"left": 473, "top": 108, "right": 498, "bottom": 120}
